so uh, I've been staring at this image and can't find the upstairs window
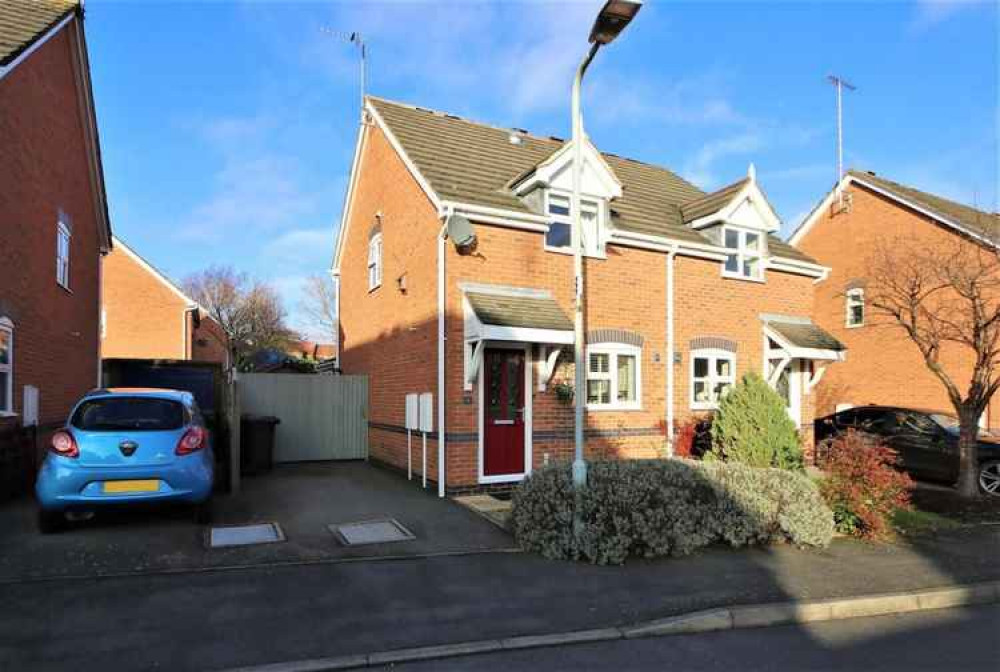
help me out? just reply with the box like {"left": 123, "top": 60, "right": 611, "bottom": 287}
{"left": 545, "top": 191, "right": 601, "bottom": 255}
{"left": 0, "top": 319, "right": 12, "bottom": 414}
{"left": 690, "top": 349, "right": 735, "bottom": 410}
{"left": 56, "top": 214, "right": 71, "bottom": 289}
{"left": 367, "top": 233, "right": 383, "bottom": 291}
{"left": 586, "top": 343, "right": 641, "bottom": 410}
{"left": 722, "top": 227, "right": 763, "bottom": 281}
{"left": 845, "top": 288, "right": 864, "bottom": 327}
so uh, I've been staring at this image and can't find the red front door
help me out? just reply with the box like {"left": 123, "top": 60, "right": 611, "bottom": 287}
{"left": 483, "top": 348, "right": 526, "bottom": 477}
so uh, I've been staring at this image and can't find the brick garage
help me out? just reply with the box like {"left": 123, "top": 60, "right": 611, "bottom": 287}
{"left": 337, "top": 98, "right": 841, "bottom": 494}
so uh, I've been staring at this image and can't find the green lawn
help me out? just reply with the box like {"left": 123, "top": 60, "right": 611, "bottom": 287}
{"left": 891, "top": 508, "right": 962, "bottom": 536}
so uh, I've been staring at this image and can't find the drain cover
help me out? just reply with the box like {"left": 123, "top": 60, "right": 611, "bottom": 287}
{"left": 208, "top": 522, "right": 285, "bottom": 548}
{"left": 330, "top": 518, "right": 415, "bottom": 546}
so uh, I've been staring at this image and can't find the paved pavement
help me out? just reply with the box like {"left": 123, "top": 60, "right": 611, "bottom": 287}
{"left": 0, "top": 462, "right": 513, "bottom": 582}
{"left": 381, "top": 605, "right": 1000, "bottom": 671}
{"left": 0, "top": 525, "right": 996, "bottom": 671}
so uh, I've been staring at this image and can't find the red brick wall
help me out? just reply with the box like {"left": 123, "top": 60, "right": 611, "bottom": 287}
{"left": 796, "top": 184, "right": 992, "bottom": 426}
{"left": 341, "top": 122, "right": 825, "bottom": 489}
{"left": 0, "top": 23, "right": 104, "bottom": 430}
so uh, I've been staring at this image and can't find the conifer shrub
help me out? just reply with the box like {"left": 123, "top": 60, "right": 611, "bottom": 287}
{"left": 706, "top": 372, "right": 803, "bottom": 470}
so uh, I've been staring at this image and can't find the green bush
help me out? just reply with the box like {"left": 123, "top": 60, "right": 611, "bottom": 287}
{"left": 511, "top": 460, "right": 834, "bottom": 565}
{"left": 706, "top": 372, "right": 803, "bottom": 470}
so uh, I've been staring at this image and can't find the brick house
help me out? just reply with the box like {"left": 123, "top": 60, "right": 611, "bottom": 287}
{"left": 334, "top": 97, "right": 845, "bottom": 495}
{"left": 101, "top": 237, "right": 228, "bottom": 364}
{"left": 791, "top": 170, "right": 1000, "bottom": 426}
{"left": 0, "top": 1, "right": 111, "bottom": 438}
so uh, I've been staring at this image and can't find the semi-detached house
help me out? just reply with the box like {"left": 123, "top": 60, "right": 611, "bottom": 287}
{"left": 334, "top": 97, "right": 845, "bottom": 495}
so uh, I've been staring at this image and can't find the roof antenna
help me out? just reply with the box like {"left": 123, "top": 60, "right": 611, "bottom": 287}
{"left": 827, "top": 74, "right": 856, "bottom": 210}
{"left": 321, "top": 29, "right": 367, "bottom": 123}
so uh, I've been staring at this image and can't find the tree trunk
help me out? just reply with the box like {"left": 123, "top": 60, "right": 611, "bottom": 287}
{"left": 956, "top": 408, "right": 980, "bottom": 499}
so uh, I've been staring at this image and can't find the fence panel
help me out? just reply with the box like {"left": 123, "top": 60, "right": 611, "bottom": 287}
{"left": 238, "top": 374, "right": 368, "bottom": 462}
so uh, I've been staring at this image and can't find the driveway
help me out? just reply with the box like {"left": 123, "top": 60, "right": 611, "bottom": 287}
{"left": 0, "top": 462, "right": 514, "bottom": 583}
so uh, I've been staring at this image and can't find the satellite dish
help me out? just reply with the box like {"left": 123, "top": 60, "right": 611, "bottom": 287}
{"left": 446, "top": 214, "right": 477, "bottom": 250}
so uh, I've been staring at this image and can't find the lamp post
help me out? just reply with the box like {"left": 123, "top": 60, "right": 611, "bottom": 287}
{"left": 571, "top": 0, "right": 643, "bottom": 488}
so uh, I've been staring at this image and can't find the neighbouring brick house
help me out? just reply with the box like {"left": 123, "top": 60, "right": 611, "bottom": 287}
{"left": 334, "top": 97, "right": 845, "bottom": 495}
{"left": 791, "top": 169, "right": 1000, "bottom": 426}
{"left": 101, "top": 237, "right": 227, "bottom": 364}
{"left": 0, "top": 1, "right": 111, "bottom": 453}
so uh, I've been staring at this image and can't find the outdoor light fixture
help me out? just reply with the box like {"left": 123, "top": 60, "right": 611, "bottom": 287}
{"left": 589, "top": 0, "right": 643, "bottom": 45}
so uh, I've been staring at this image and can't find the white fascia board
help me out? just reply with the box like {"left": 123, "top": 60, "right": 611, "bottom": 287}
{"left": 689, "top": 182, "right": 780, "bottom": 233}
{"left": 766, "top": 257, "right": 829, "bottom": 279}
{"left": 365, "top": 99, "right": 443, "bottom": 210}
{"left": 112, "top": 236, "right": 198, "bottom": 309}
{"left": 442, "top": 200, "right": 551, "bottom": 233}
{"left": 788, "top": 180, "right": 840, "bottom": 246}
{"left": 0, "top": 12, "right": 75, "bottom": 81}
{"left": 475, "top": 325, "right": 574, "bottom": 345}
{"left": 332, "top": 120, "right": 369, "bottom": 274}
{"left": 763, "top": 325, "right": 845, "bottom": 362}
{"left": 516, "top": 138, "right": 623, "bottom": 199}
{"left": 609, "top": 230, "right": 729, "bottom": 261}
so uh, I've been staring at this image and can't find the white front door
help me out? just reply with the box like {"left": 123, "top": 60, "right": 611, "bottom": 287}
{"left": 775, "top": 360, "right": 802, "bottom": 426}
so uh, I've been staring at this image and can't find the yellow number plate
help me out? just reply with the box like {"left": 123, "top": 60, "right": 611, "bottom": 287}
{"left": 103, "top": 480, "right": 159, "bottom": 494}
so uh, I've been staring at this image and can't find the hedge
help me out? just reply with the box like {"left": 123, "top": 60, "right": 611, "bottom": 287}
{"left": 510, "top": 459, "right": 834, "bottom": 565}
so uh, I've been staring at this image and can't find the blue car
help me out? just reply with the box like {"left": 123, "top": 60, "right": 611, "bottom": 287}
{"left": 36, "top": 388, "right": 215, "bottom": 533}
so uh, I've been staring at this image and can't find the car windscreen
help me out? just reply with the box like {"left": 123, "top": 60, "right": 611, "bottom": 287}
{"left": 71, "top": 397, "right": 187, "bottom": 432}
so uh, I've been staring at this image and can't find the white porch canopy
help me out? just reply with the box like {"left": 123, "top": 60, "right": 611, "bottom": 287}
{"left": 462, "top": 285, "right": 573, "bottom": 391}
{"left": 762, "top": 314, "right": 846, "bottom": 391}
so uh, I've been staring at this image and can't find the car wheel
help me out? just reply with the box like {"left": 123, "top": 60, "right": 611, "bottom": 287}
{"left": 978, "top": 460, "right": 1000, "bottom": 497}
{"left": 194, "top": 499, "right": 214, "bottom": 525}
{"left": 38, "top": 509, "right": 65, "bottom": 534}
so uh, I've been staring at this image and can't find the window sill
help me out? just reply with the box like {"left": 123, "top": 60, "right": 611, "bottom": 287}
{"left": 57, "top": 282, "right": 73, "bottom": 295}
{"left": 367, "top": 284, "right": 381, "bottom": 294}
{"left": 721, "top": 271, "right": 765, "bottom": 284}
{"left": 587, "top": 404, "right": 643, "bottom": 412}
{"left": 845, "top": 322, "right": 864, "bottom": 329}
{"left": 544, "top": 245, "right": 607, "bottom": 260}
{"left": 0, "top": 411, "right": 18, "bottom": 418}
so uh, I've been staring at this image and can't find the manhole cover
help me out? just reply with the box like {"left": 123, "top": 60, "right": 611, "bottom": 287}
{"left": 329, "top": 518, "right": 415, "bottom": 546}
{"left": 207, "top": 522, "right": 285, "bottom": 548}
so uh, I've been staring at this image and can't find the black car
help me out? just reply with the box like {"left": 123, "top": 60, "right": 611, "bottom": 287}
{"left": 815, "top": 405, "right": 1000, "bottom": 496}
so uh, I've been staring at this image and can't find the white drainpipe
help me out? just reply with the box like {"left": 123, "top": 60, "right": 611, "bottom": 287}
{"left": 666, "top": 245, "right": 678, "bottom": 456}
{"left": 437, "top": 211, "right": 450, "bottom": 498}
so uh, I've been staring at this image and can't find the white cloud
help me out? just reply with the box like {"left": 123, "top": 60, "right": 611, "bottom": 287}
{"left": 910, "top": 0, "right": 980, "bottom": 33}
{"left": 683, "top": 133, "right": 763, "bottom": 189}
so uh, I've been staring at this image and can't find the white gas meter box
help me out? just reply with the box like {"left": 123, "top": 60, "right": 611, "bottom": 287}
{"left": 418, "top": 393, "right": 433, "bottom": 433}
{"left": 405, "top": 393, "right": 419, "bottom": 430}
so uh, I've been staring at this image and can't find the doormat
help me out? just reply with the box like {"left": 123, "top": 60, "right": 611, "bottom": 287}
{"left": 207, "top": 522, "right": 285, "bottom": 549}
{"left": 329, "top": 518, "right": 415, "bottom": 546}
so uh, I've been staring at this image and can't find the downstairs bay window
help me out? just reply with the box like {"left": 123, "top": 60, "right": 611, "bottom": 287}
{"left": 586, "top": 344, "right": 641, "bottom": 410}
{"left": 690, "top": 349, "right": 735, "bottom": 410}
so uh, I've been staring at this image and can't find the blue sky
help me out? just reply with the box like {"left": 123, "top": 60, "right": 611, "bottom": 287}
{"left": 84, "top": 0, "right": 998, "bottom": 338}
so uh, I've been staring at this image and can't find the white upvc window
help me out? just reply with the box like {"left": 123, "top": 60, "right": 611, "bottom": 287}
{"left": 545, "top": 191, "right": 601, "bottom": 256}
{"left": 56, "top": 214, "right": 71, "bottom": 289}
{"left": 845, "top": 288, "right": 865, "bottom": 327}
{"left": 722, "top": 226, "right": 763, "bottom": 281}
{"left": 0, "top": 318, "right": 13, "bottom": 415}
{"left": 586, "top": 343, "right": 641, "bottom": 410}
{"left": 367, "top": 233, "right": 382, "bottom": 291}
{"left": 690, "top": 349, "right": 736, "bottom": 410}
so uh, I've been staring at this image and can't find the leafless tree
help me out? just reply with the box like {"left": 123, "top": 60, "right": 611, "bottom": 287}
{"left": 866, "top": 232, "right": 1000, "bottom": 498}
{"left": 299, "top": 274, "right": 338, "bottom": 345}
{"left": 182, "top": 266, "right": 294, "bottom": 369}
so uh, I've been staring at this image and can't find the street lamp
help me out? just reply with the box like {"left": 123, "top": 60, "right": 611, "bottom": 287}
{"left": 571, "top": 0, "right": 642, "bottom": 489}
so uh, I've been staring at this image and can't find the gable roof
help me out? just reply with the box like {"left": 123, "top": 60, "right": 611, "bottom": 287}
{"left": 0, "top": 0, "right": 78, "bottom": 66}
{"left": 466, "top": 291, "right": 573, "bottom": 332}
{"left": 791, "top": 169, "right": 1000, "bottom": 247}
{"left": 846, "top": 170, "right": 999, "bottom": 241}
{"left": 680, "top": 178, "right": 748, "bottom": 223}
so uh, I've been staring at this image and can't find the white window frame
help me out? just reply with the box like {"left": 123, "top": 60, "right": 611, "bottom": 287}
{"left": 367, "top": 233, "right": 383, "bottom": 291}
{"left": 690, "top": 348, "right": 736, "bottom": 410}
{"left": 56, "top": 215, "right": 71, "bottom": 289}
{"left": 585, "top": 343, "right": 641, "bottom": 411}
{"left": 721, "top": 226, "right": 764, "bottom": 282}
{"left": 845, "top": 288, "right": 865, "bottom": 328}
{"left": 0, "top": 317, "right": 13, "bottom": 415}
{"left": 544, "top": 190, "right": 603, "bottom": 257}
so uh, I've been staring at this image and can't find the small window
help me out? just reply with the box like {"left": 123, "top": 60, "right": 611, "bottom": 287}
{"left": 56, "top": 215, "right": 71, "bottom": 289}
{"left": 545, "top": 191, "right": 601, "bottom": 255}
{"left": 586, "top": 344, "right": 641, "bottom": 410}
{"left": 690, "top": 349, "right": 735, "bottom": 410}
{"left": 0, "top": 319, "right": 12, "bottom": 414}
{"left": 722, "top": 227, "right": 763, "bottom": 280}
{"left": 367, "top": 233, "right": 382, "bottom": 291}
{"left": 845, "top": 288, "right": 864, "bottom": 327}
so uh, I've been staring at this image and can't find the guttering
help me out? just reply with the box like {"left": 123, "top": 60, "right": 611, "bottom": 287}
{"left": 436, "top": 208, "right": 450, "bottom": 498}
{"left": 440, "top": 200, "right": 551, "bottom": 231}
{"left": 0, "top": 11, "right": 75, "bottom": 82}
{"left": 609, "top": 230, "right": 728, "bottom": 261}
{"left": 665, "top": 243, "right": 678, "bottom": 456}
